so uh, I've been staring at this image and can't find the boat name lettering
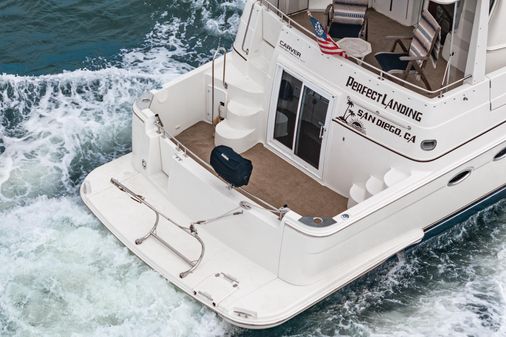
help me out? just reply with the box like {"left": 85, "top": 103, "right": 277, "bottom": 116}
{"left": 279, "top": 40, "right": 301, "bottom": 59}
{"left": 345, "top": 76, "right": 423, "bottom": 122}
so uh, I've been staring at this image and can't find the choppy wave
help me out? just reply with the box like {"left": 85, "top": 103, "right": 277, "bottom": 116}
{"left": 0, "top": 68, "right": 155, "bottom": 208}
{"left": 0, "top": 0, "right": 244, "bottom": 208}
{"left": 0, "top": 0, "right": 505, "bottom": 336}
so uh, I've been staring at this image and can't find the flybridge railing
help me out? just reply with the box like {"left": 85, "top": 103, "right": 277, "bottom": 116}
{"left": 248, "top": 0, "right": 471, "bottom": 98}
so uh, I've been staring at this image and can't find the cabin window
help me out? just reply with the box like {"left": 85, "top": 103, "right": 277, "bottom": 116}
{"left": 448, "top": 168, "right": 473, "bottom": 186}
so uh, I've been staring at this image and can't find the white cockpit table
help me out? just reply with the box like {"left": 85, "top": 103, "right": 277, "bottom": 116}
{"left": 338, "top": 38, "right": 372, "bottom": 63}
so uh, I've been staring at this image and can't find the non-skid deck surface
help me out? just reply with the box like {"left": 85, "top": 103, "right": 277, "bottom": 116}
{"left": 291, "top": 9, "right": 463, "bottom": 95}
{"left": 176, "top": 122, "right": 348, "bottom": 217}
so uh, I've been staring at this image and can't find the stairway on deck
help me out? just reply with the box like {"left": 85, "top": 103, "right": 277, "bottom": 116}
{"left": 209, "top": 49, "right": 270, "bottom": 154}
{"left": 214, "top": 67, "right": 263, "bottom": 153}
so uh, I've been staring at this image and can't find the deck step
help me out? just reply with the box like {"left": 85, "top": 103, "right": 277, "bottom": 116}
{"left": 365, "top": 176, "right": 386, "bottom": 197}
{"left": 225, "top": 63, "right": 264, "bottom": 106}
{"left": 384, "top": 168, "right": 410, "bottom": 187}
{"left": 214, "top": 120, "right": 257, "bottom": 153}
{"left": 347, "top": 184, "right": 367, "bottom": 208}
{"left": 247, "top": 46, "right": 272, "bottom": 83}
{"left": 205, "top": 61, "right": 264, "bottom": 106}
{"left": 227, "top": 100, "right": 262, "bottom": 129}
{"left": 226, "top": 62, "right": 263, "bottom": 92}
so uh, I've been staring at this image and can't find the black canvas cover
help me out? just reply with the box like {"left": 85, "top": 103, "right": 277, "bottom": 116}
{"left": 210, "top": 145, "right": 253, "bottom": 187}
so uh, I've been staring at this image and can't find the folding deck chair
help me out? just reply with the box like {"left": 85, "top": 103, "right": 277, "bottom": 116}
{"left": 374, "top": 9, "right": 441, "bottom": 91}
{"left": 326, "top": 0, "right": 369, "bottom": 40}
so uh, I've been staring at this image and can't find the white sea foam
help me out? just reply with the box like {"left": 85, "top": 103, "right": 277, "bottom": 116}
{"left": 0, "top": 67, "right": 156, "bottom": 207}
{"left": 0, "top": 197, "right": 229, "bottom": 337}
{"left": 364, "top": 242, "right": 506, "bottom": 337}
{"left": 0, "top": 19, "right": 190, "bottom": 207}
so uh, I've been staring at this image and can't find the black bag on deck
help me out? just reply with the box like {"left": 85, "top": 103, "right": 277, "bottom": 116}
{"left": 210, "top": 145, "right": 253, "bottom": 187}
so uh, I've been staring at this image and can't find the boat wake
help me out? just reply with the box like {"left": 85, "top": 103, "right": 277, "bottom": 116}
{"left": 0, "top": 0, "right": 505, "bottom": 336}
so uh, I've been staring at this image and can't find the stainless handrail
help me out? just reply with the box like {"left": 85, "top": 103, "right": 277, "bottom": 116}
{"left": 256, "top": 0, "right": 471, "bottom": 97}
{"left": 241, "top": 0, "right": 258, "bottom": 55}
{"left": 211, "top": 47, "right": 228, "bottom": 125}
{"left": 357, "top": 62, "right": 472, "bottom": 98}
{"left": 111, "top": 178, "right": 205, "bottom": 278}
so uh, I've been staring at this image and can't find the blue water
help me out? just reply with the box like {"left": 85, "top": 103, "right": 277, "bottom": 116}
{"left": 0, "top": 1, "right": 505, "bottom": 336}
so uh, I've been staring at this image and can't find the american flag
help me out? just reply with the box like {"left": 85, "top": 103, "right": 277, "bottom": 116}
{"left": 308, "top": 14, "right": 347, "bottom": 58}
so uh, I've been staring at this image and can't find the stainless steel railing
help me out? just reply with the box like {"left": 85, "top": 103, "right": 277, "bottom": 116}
{"left": 241, "top": 1, "right": 257, "bottom": 55}
{"left": 248, "top": 0, "right": 471, "bottom": 98}
{"left": 110, "top": 178, "right": 205, "bottom": 278}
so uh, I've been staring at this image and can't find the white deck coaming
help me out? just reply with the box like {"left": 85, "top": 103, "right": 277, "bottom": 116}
{"left": 285, "top": 127, "right": 506, "bottom": 238}
{"left": 275, "top": 142, "right": 506, "bottom": 286}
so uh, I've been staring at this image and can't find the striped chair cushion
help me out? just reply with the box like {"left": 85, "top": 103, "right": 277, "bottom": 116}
{"left": 409, "top": 10, "right": 441, "bottom": 67}
{"left": 333, "top": 0, "right": 368, "bottom": 25}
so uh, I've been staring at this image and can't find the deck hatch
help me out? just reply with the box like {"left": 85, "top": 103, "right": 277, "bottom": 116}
{"left": 194, "top": 272, "right": 240, "bottom": 307}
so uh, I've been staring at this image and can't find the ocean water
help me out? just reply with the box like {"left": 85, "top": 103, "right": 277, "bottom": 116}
{"left": 0, "top": 1, "right": 505, "bottom": 336}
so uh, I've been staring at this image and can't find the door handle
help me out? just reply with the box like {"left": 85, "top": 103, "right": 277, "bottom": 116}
{"left": 319, "top": 124, "right": 326, "bottom": 139}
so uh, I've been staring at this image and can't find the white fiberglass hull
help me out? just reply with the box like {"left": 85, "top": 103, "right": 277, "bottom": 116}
{"left": 80, "top": 152, "right": 424, "bottom": 328}
{"left": 81, "top": 132, "right": 506, "bottom": 328}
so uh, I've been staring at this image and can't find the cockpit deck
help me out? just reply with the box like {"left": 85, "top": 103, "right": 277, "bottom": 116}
{"left": 176, "top": 122, "right": 348, "bottom": 217}
{"left": 288, "top": 7, "right": 465, "bottom": 97}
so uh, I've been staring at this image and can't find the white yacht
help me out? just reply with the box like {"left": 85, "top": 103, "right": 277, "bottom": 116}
{"left": 81, "top": 0, "right": 506, "bottom": 329}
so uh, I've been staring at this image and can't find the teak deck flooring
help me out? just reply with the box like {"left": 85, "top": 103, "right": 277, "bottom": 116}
{"left": 176, "top": 122, "right": 348, "bottom": 217}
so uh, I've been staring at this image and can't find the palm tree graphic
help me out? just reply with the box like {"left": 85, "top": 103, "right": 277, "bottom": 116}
{"left": 340, "top": 98, "right": 355, "bottom": 123}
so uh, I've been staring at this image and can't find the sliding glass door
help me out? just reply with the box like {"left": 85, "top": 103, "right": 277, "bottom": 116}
{"left": 270, "top": 69, "right": 332, "bottom": 175}
{"left": 294, "top": 87, "right": 329, "bottom": 169}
